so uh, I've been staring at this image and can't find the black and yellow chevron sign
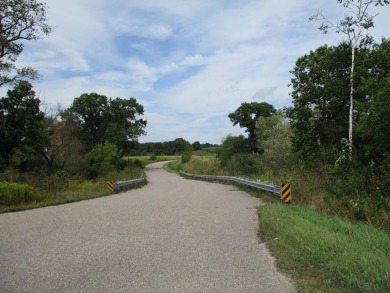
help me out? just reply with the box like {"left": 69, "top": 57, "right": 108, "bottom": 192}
{"left": 281, "top": 183, "right": 291, "bottom": 203}
{"left": 107, "top": 181, "right": 114, "bottom": 193}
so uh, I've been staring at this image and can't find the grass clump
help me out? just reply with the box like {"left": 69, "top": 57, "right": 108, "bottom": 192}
{"left": 258, "top": 203, "right": 390, "bottom": 293}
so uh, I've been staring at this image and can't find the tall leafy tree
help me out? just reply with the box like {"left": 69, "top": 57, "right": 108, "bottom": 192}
{"left": 310, "top": 0, "right": 389, "bottom": 159}
{"left": 356, "top": 39, "right": 390, "bottom": 164}
{"left": 0, "top": 0, "right": 51, "bottom": 86}
{"left": 255, "top": 111, "right": 294, "bottom": 174}
{"left": 65, "top": 93, "right": 147, "bottom": 152}
{"left": 40, "top": 108, "right": 85, "bottom": 171}
{"left": 287, "top": 43, "right": 368, "bottom": 164}
{"left": 228, "top": 102, "right": 275, "bottom": 151}
{"left": 0, "top": 81, "right": 47, "bottom": 166}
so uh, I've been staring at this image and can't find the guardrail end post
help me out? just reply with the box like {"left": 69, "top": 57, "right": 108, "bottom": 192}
{"left": 280, "top": 183, "right": 292, "bottom": 203}
{"left": 107, "top": 180, "right": 114, "bottom": 193}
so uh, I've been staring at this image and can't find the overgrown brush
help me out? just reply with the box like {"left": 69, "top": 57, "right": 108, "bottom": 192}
{"left": 0, "top": 182, "right": 40, "bottom": 206}
{"left": 0, "top": 162, "right": 143, "bottom": 213}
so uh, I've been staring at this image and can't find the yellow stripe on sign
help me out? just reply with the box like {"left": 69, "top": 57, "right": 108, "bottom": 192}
{"left": 281, "top": 183, "right": 291, "bottom": 203}
{"left": 107, "top": 181, "right": 114, "bottom": 193}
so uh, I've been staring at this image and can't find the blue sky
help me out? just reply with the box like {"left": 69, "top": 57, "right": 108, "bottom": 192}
{"left": 1, "top": 0, "right": 389, "bottom": 144}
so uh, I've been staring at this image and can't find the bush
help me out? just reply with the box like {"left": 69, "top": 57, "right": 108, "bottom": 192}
{"left": 0, "top": 182, "right": 38, "bottom": 205}
{"left": 225, "top": 154, "right": 261, "bottom": 176}
{"left": 217, "top": 135, "right": 251, "bottom": 166}
{"left": 84, "top": 142, "right": 124, "bottom": 179}
{"left": 181, "top": 146, "right": 192, "bottom": 164}
{"left": 133, "top": 159, "right": 143, "bottom": 168}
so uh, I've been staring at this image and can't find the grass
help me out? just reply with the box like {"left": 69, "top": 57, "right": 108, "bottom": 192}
{"left": 125, "top": 155, "right": 180, "bottom": 167}
{"left": 0, "top": 179, "right": 109, "bottom": 213}
{"left": 258, "top": 203, "right": 390, "bottom": 293}
{"left": 0, "top": 164, "right": 144, "bottom": 213}
{"left": 176, "top": 155, "right": 390, "bottom": 292}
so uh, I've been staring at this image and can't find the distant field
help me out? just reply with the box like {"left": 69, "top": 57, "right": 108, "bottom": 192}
{"left": 125, "top": 155, "right": 180, "bottom": 166}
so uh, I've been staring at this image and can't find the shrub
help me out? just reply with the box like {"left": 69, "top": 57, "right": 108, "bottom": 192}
{"left": 0, "top": 182, "right": 38, "bottom": 205}
{"left": 181, "top": 146, "right": 192, "bottom": 164}
{"left": 84, "top": 142, "right": 124, "bottom": 179}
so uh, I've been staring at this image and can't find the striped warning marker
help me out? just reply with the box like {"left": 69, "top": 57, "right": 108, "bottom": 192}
{"left": 281, "top": 183, "right": 291, "bottom": 203}
{"left": 107, "top": 181, "right": 114, "bottom": 193}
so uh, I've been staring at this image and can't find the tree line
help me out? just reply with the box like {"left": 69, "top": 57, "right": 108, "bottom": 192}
{"left": 0, "top": 82, "right": 147, "bottom": 178}
{"left": 132, "top": 140, "right": 218, "bottom": 156}
{"left": 218, "top": 38, "right": 390, "bottom": 225}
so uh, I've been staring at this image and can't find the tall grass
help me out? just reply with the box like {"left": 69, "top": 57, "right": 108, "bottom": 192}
{"left": 0, "top": 163, "right": 143, "bottom": 213}
{"left": 165, "top": 155, "right": 222, "bottom": 175}
{"left": 0, "top": 182, "right": 40, "bottom": 205}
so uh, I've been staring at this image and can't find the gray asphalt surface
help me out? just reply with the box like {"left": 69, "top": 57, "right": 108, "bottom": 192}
{"left": 0, "top": 162, "right": 296, "bottom": 293}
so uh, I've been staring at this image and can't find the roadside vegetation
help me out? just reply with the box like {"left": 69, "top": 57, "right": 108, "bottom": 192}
{"left": 1, "top": 1, "right": 390, "bottom": 292}
{"left": 166, "top": 11, "right": 390, "bottom": 288}
{"left": 259, "top": 203, "right": 390, "bottom": 293}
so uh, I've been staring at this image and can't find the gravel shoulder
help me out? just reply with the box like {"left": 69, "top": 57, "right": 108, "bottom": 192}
{"left": 0, "top": 161, "right": 296, "bottom": 293}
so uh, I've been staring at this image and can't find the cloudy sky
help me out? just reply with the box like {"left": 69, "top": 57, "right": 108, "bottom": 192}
{"left": 2, "top": 0, "right": 390, "bottom": 143}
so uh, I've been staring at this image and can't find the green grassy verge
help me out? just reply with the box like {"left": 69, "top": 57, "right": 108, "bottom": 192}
{"left": 258, "top": 203, "right": 390, "bottom": 293}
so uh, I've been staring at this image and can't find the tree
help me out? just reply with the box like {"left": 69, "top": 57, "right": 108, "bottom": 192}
{"left": 65, "top": 93, "right": 147, "bottom": 152}
{"left": 0, "top": 0, "right": 51, "bottom": 86}
{"left": 228, "top": 102, "right": 275, "bottom": 151}
{"left": 310, "top": 0, "right": 389, "bottom": 159}
{"left": 40, "top": 107, "right": 85, "bottom": 172}
{"left": 256, "top": 111, "right": 294, "bottom": 173}
{"left": 217, "top": 135, "right": 251, "bottom": 166}
{"left": 84, "top": 142, "right": 124, "bottom": 179}
{"left": 192, "top": 141, "right": 202, "bottom": 151}
{"left": 0, "top": 81, "right": 47, "bottom": 166}
{"left": 170, "top": 138, "right": 190, "bottom": 154}
{"left": 287, "top": 43, "right": 368, "bottom": 164}
{"left": 355, "top": 40, "right": 390, "bottom": 164}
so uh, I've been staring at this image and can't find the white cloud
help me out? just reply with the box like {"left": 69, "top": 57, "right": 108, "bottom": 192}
{"left": 1, "top": 0, "right": 389, "bottom": 144}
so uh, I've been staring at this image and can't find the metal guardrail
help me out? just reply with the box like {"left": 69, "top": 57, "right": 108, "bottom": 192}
{"left": 115, "top": 178, "right": 145, "bottom": 188}
{"left": 108, "top": 177, "right": 146, "bottom": 193}
{"left": 179, "top": 170, "right": 281, "bottom": 197}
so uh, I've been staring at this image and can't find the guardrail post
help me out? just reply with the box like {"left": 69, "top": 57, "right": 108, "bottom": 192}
{"left": 107, "top": 181, "right": 114, "bottom": 193}
{"left": 280, "top": 183, "right": 291, "bottom": 203}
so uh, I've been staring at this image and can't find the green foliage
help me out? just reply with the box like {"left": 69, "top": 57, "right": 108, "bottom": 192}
{"left": 217, "top": 135, "right": 251, "bottom": 166}
{"left": 65, "top": 93, "right": 147, "bottom": 152}
{"left": 181, "top": 145, "right": 192, "bottom": 163}
{"left": 228, "top": 102, "right": 276, "bottom": 151}
{"left": 225, "top": 154, "right": 260, "bottom": 176}
{"left": 0, "top": 81, "right": 48, "bottom": 167}
{"left": 259, "top": 203, "right": 390, "bottom": 292}
{"left": 133, "top": 140, "right": 216, "bottom": 156}
{"left": 0, "top": 0, "right": 51, "bottom": 86}
{"left": 358, "top": 75, "right": 390, "bottom": 162}
{"left": 180, "top": 155, "right": 221, "bottom": 175}
{"left": 256, "top": 111, "right": 295, "bottom": 175}
{"left": 0, "top": 181, "right": 39, "bottom": 205}
{"left": 191, "top": 141, "right": 202, "bottom": 151}
{"left": 84, "top": 142, "right": 124, "bottom": 179}
{"left": 41, "top": 111, "right": 85, "bottom": 173}
{"left": 287, "top": 43, "right": 362, "bottom": 165}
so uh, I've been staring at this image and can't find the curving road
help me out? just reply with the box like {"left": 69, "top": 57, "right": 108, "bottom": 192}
{"left": 0, "top": 162, "right": 296, "bottom": 293}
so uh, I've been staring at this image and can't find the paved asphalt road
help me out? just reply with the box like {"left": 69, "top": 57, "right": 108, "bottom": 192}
{"left": 0, "top": 162, "right": 296, "bottom": 293}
